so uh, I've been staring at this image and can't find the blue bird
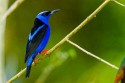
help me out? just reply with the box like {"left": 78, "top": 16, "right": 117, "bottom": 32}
{"left": 25, "top": 9, "right": 59, "bottom": 77}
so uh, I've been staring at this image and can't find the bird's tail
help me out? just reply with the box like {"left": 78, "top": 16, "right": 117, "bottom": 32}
{"left": 26, "top": 56, "right": 34, "bottom": 77}
{"left": 26, "top": 65, "right": 31, "bottom": 77}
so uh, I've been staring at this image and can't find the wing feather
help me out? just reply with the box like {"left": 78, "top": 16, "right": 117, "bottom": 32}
{"left": 25, "top": 18, "right": 47, "bottom": 62}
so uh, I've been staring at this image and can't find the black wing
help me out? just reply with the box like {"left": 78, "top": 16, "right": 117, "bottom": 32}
{"left": 25, "top": 18, "right": 47, "bottom": 62}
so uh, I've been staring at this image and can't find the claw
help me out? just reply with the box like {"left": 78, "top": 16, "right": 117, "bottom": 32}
{"left": 39, "top": 49, "right": 50, "bottom": 55}
{"left": 33, "top": 58, "right": 37, "bottom": 63}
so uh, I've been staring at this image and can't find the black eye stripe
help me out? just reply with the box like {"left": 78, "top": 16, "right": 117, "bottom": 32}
{"left": 42, "top": 11, "right": 51, "bottom": 16}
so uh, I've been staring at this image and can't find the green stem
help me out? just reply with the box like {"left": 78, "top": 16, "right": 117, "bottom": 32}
{"left": 66, "top": 39, "right": 119, "bottom": 70}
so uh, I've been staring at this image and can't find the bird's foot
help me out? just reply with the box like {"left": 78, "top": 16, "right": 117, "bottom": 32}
{"left": 33, "top": 58, "right": 37, "bottom": 64}
{"left": 38, "top": 49, "right": 50, "bottom": 56}
{"left": 33, "top": 58, "right": 39, "bottom": 64}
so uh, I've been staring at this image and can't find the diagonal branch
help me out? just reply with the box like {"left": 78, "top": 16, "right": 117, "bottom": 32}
{"left": 35, "top": 51, "right": 69, "bottom": 83}
{"left": 0, "top": 0, "right": 25, "bottom": 23}
{"left": 48, "top": 0, "right": 111, "bottom": 54}
{"left": 112, "top": 0, "right": 125, "bottom": 7}
{"left": 7, "top": 0, "right": 114, "bottom": 82}
{"left": 66, "top": 39, "right": 119, "bottom": 70}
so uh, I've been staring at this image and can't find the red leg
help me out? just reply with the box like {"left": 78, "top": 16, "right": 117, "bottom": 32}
{"left": 38, "top": 49, "right": 49, "bottom": 55}
{"left": 33, "top": 58, "right": 37, "bottom": 64}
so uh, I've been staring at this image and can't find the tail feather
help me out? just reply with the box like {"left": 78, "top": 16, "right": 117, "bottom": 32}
{"left": 26, "top": 56, "right": 34, "bottom": 77}
{"left": 26, "top": 65, "right": 31, "bottom": 77}
{"left": 25, "top": 54, "right": 36, "bottom": 77}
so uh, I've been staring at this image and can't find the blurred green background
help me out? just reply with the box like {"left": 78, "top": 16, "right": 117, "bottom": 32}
{"left": 5, "top": 0, "right": 125, "bottom": 83}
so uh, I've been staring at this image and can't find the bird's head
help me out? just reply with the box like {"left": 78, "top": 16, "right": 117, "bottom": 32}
{"left": 36, "top": 9, "right": 60, "bottom": 24}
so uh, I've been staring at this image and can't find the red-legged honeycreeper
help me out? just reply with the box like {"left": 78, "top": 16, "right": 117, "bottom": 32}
{"left": 24, "top": 9, "right": 59, "bottom": 77}
{"left": 115, "top": 58, "right": 125, "bottom": 83}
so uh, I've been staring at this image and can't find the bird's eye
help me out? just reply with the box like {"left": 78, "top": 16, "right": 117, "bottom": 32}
{"left": 42, "top": 11, "right": 51, "bottom": 16}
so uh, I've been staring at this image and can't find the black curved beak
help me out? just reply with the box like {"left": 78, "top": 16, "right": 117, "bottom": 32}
{"left": 50, "top": 9, "right": 60, "bottom": 14}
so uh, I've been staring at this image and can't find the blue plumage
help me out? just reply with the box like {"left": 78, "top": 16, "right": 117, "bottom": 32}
{"left": 25, "top": 9, "right": 59, "bottom": 77}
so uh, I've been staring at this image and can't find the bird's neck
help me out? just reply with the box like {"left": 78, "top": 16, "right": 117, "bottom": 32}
{"left": 36, "top": 16, "right": 50, "bottom": 25}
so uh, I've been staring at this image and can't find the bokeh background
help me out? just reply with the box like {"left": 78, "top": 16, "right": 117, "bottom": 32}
{"left": 4, "top": 0, "right": 125, "bottom": 83}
